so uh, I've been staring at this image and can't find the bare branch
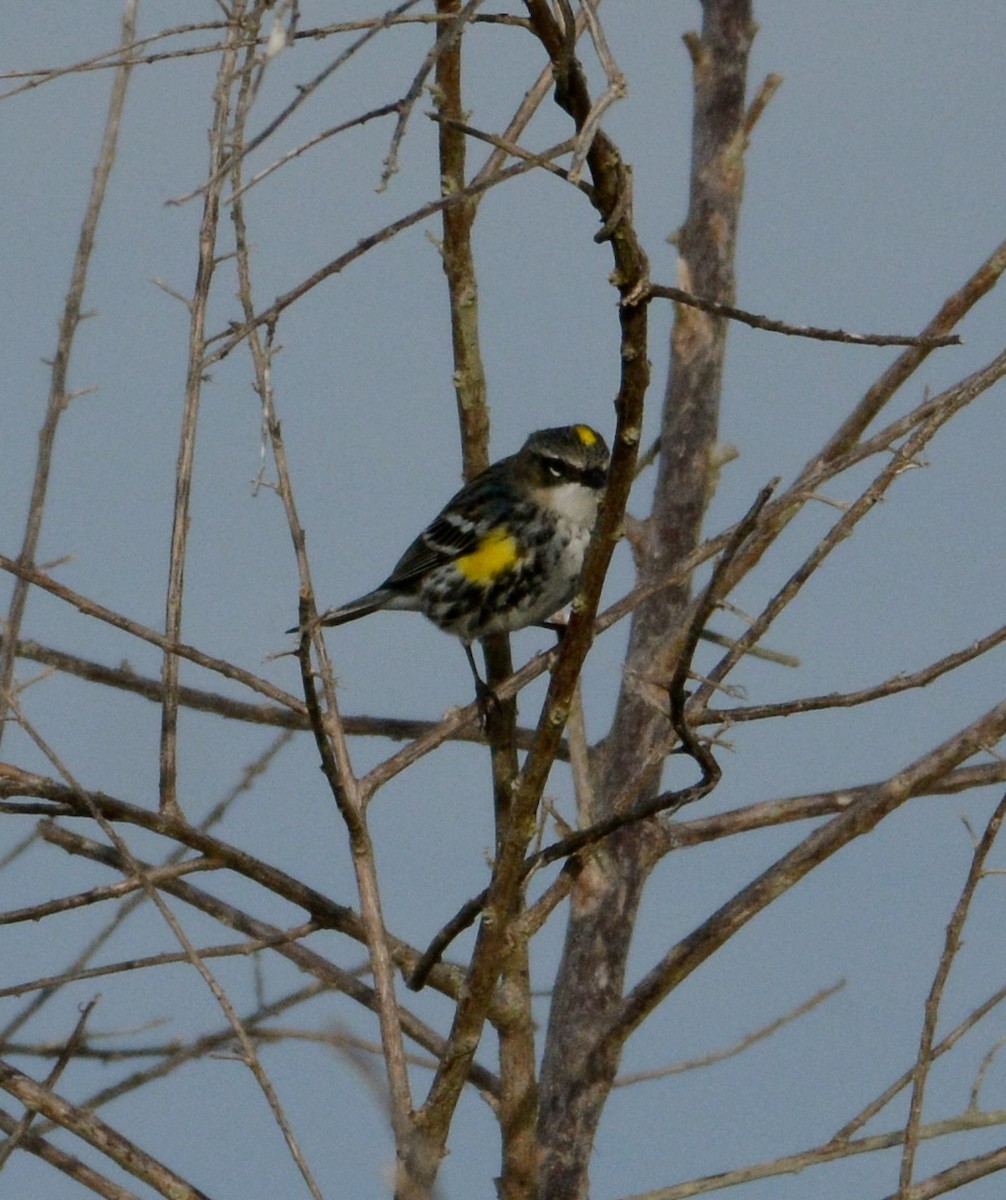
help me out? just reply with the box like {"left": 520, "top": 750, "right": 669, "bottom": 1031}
{"left": 643, "top": 282, "right": 962, "bottom": 347}
{"left": 897, "top": 791, "right": 1006, "bottom": 1197}
{"left": 0, "top": 1057, "right": 211, "bottom": 1200}
{"left": 0, "top": 0, "right": 136, "bottom": 745}
{"left": 615, "top": 980, "right": 843, "bottom": 1086}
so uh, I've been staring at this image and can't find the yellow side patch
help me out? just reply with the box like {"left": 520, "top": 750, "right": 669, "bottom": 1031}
{"left": 574, "top": 424, "right": 598, "bottom": 446}
{"left": 455, "top": 529, "right": 521, "bottom": 584}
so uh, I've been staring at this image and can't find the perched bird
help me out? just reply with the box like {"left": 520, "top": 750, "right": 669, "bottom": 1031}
{"left": 294, "top": 424, "right": 610, "bottom": 697}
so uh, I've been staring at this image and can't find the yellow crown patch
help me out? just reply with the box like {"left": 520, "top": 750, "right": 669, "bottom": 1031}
{"left": 574, "top": 424, "right": 598, "bottom": 446}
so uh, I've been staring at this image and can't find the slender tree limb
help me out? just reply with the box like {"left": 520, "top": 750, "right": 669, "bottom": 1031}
{"left": 1, "top": 637, "right": 564, "bottom": 752}
{"left": 429, "top": 4, "right": 538, "bottom": 1192}
{"left": 614, "top": 980, "right": 844, "bottom": 1086}
{"left": 38, "top": 821, "right": 499, "bottom": 1100}
{"left": 0, "top": 1058, "right": 211, "bottom": 1200}
{"left": 10, "top": 685, "right": 327, "bottom": 1200}
{"left": 617, "top": 1109, "right": 1006, "bottom": 1200}
{"left": 0, "top": 554, "right": 303, "bottom": 711}
{"left": 0, "top": 764, "right": 472, "bottom": 1004}
{"left": 0, "top": 1102, "right": 140, "bottom": 1200}
{"left": 380, "top": 0, "right": 483, "bottom": 189}
{"left": 897, "top": 791, "right": 1006, "bottom": 1197}
{"left": 205, "top": 135, "right": 578, "bottom": 364}
{"left": 643, "top": 283, "right": 962, "bottom": 347}
{"left": 701, "top": 619, "right": 1006, "bottom": 726}
{"left": 0, "top": 997, "right": 98, "bottom": 1170}
{"left": 688, "top": 350, "right": 1006, "bottom": 714}
{"left": 404, "top": 4, "right": 652, "bottom": 1186}
{"left": 0, "top": 924, "right": 317, "bottom": 1001}
{"left": 0, "top": 856, "right": 220, "bottom": 925}
{"left": 159, "top": 9, "right": 247, "bottom": 818}
{"left": 168, "top": 1, "right": 422, "bottom": 205}
{"left": 0, "top": 0, "right": 136, "bottom": 746}
{"left": 808, "top": 233, "right": 1006, "bottom": 469}
{"left": 536, "top": 6, "right": 754, "bottom": 1190}
{"left": 295, "top": 612, "right": 414, "bottom": 1151}
{"left": 883, "top": 1141, "right": 1006, "bottom": 1200}
{"left": 610, "top": 696, "right": 1006, "bottom": 1053}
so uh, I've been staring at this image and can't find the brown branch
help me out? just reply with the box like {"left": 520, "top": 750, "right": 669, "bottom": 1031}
{"left": 380, "top": 0, "right": 483, "bottom": 189}
{"left": 609, "top": 695, "right": 1006, "bottom": 1054}
{"left": 159, "top": 12, "right": 247, "bottom": 818}
{"left": 469, "top": 3, "right": 589, "bottom": 189}
{"left": 226, "top": 100, "right": 402, "bottom": 203}
{"left": 204, "top": 136, "right": 578, "bottom": 364}
{"left": 0, "top": 1057, "right": 211, "bottom": 1200}
{"left": 1, "top": 924, "right": 318, "bottom": 1001}
{"left": 0, "top": 761, "right": 470, "bottom": 1010}
{"left": 620, "top": 1109, "right": 1006, "bottom": 1200}
{"left": 9, "top": 683, "right": 326, "bottom": 1200}
{"left": 405, "top": 3, "right": 652, "bottom": 1183}
{"left": 295, "top": 612, "right": 414, "bottom": 1151}
{"left": 0, "top": 0, "right": 136, "bottom": 745}
{"left": 884, "top": 1141, "right": 1006, "bottom": 1200}
{"left": 0, "top": 1102, "right": 140, "bottom": 1200}
{"left": 699, "top": 618, "right": 1006, "bottom": 726}
{"left": 836, "top": 976, "right": 1006, "bottom": 1144}
{"left": 657, "top": 763, "right": 1006, "bottom": 854}
{"left": 614, "top": 980, "right": 843, "bottom": 1086}
{"left": 659, "top": 294, "right": 1006, "bottom": 691}
{"left": 643, "top": 282, "right": 962, "bottom": 347}
{"left": 430, "top": 112, "right": 592, "bottom": 192}
{"left": 0, "top": 22, "right": 229, "bottom": 101}
{"left": 0, "top": 857, "right": 220, "bottom": 925}
{"left": 38, "top": 821, "right": 498, "bottom": 1100}
{"left": 44, "top": 984, "right": 337, "bottom": 1131}
{"left": 0, "top": 996, "right": 98, "bottom": 1170}
{"left": 808, "top": 232, "right": 1006, "bottom": 469}
{"left": 0, "top": 730, "right": 291, "bottom": 1047}
{"left": 0, "top": 555, "right": 303, "bottom": 712}
{"left": 897, "top": 791, "right": 1006, "bottom": 1197}
{"left": 687, "top": 360, "right": 1006, "bottom": 716}
{"left": 168, "top": 1, "right": 423, "bottom": 205}
{"left": 430, "top": 4, "right": 537, "bottom": 1193}
{"left": 4, "top": 636, "right": 565, "bottom": 752}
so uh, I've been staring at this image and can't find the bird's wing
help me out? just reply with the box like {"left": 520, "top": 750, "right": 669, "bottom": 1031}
{"left": 382, "top": 508, "right": 481, "bottom": 586}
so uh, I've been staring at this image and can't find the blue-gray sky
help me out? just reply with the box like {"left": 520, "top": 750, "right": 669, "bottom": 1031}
{"left": 2, "top": 4, "right": 1006, "bottom": 1198}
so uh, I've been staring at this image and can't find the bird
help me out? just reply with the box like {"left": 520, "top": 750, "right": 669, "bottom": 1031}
{"left": 291, "top": 424, "right": 610, "bottom": 700}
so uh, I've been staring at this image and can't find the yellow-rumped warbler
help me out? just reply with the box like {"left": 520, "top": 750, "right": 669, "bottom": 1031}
{"left": 297, "top": 424, "right": 610, "bottom": 696}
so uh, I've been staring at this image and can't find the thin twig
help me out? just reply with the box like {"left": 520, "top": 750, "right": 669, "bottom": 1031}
{"left": 897, "top": 791, "right": 1006, "bottom": 1197}
{"left": 643, "top": 283, "right": 962, "bottom": 347}
{"left": 380, "top": 0, "right": 484, "bottom": 189}
{"left": 159, "top": 7, "right": 246, "bottom": 818}
{"left": 614, "top": 980, "right": 843, "bottom": 1086}
{"left": 0, "top": 1101, "right": 140, "bottom": 1200}
{"left": 169, "top": 1, "right": 423, "bottom": 205}
{"left": 620, "top": 1109, "right": 1006, "bottom": 1200}
{"left": 0, "top": 997, "right": 99, "bottom": 1169}
{"left": 10, "top": 690, "right": 327, "bottom": 1200}
{"left": 0, "top": 554, "right": 303, "bottom": 711}
{"left": 699, "top": 619, "right": 1006, "bottom": 727}
{"left": 0, "top": 1058, "right": 211, "bottom": 1199}
{"left": 0, "top": 0, "right": 137, "bottom": 746}
{"left": 205, "top": 135, "right": 578, "bottom": 364}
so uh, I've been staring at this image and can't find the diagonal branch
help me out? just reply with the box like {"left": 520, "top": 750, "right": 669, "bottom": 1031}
{"left": 0, "top": 0, "right": 137, "bottom": 746}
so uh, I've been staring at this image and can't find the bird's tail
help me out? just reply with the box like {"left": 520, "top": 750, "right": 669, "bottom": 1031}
{"left": 285, "top": 588, "right": 392, "bottom": 636}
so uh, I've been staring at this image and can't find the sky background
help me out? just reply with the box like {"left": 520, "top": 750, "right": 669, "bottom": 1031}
{"left": 2, "top": 3, "right": 1006, "bottom": 1198}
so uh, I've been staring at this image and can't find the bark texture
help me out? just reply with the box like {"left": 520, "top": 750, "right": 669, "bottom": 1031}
{"left": 537, "top": 4, "right": 756, "bottom": 1195}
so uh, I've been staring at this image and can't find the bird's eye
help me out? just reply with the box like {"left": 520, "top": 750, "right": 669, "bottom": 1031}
{"left": 547, "top": 464, "right": 563, "bottom": 479}
{"left": 543, "top": 458, "right": 565, "bottom": 480}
